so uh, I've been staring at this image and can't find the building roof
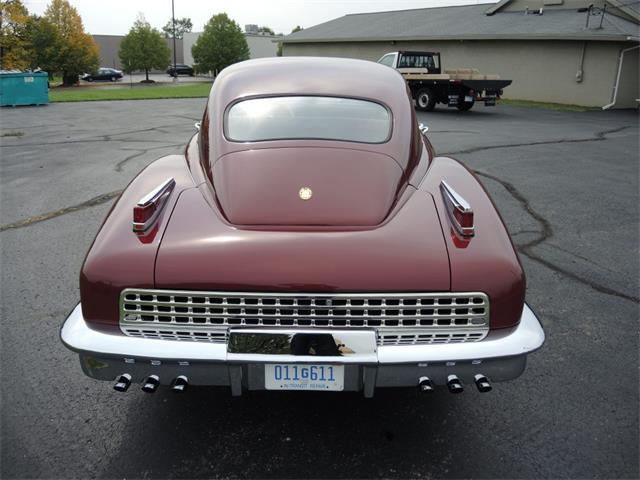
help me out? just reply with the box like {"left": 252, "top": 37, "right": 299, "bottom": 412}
{"left": 283, "top": 2, "right": 640, "bottom": 44}
{"left": 606, "top": 0, "right": 640, "bottom": 22}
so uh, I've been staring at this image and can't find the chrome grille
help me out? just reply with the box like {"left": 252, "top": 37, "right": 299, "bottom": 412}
{"left": 119, "top": 289, "right": 490, "bottom": 345}
{"left": 377, "top": 330, "right": 485, "bottom": 346}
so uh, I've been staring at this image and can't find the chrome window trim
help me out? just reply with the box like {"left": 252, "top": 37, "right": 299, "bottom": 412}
{"left": 222, "top": 94, "right": 394, "bottom": 145}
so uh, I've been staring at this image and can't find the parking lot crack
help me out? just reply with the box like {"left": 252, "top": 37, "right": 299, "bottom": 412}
{"left": 474, "top": 170, "right": 639, "bottom": 304}
{"left": 0, "top": 123, "right": 192, "bottom": 148}
{"left": 0, "top": 190, "right": 122, "bottom": 232}
{"left": 114, "top": 143, "right": 183, "bottom": 172}
{"left": 445, "top": 125, "right": 633, "bottom": 156}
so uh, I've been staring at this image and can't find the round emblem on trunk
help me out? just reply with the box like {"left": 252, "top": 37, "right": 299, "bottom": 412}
{"left": 298, "top": 187, "right": 313, "bottom": 201}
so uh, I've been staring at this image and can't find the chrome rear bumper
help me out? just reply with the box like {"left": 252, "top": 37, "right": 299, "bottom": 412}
{"left": 61, "top": 303, "right": 544, "bottom": 396}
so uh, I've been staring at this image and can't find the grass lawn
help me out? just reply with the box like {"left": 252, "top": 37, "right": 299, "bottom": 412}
{"left": 49, "top": 82, "right": 212, "bottom": 102}
{"left": 49, "top": 82, "right": 595, "bottom": 112}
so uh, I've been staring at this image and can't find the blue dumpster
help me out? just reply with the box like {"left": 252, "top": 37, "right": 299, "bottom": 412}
{"left": 0, "top": 71, "right": 49, "bottom": 107}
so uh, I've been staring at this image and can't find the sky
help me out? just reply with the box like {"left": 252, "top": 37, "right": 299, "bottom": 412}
{"left": 23, "top": 0, "right": 493, "bottom": 36}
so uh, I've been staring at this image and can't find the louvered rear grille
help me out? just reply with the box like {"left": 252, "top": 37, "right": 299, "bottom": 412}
{"left": 120, "top": 289, "right": 490, "bottom": 345}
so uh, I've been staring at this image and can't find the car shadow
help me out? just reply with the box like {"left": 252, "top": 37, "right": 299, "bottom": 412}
{"left": 101, "top": 386, "right": 491, "bottom": 478}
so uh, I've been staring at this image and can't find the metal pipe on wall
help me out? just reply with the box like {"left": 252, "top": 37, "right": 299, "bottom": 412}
{"left": 576, "top": 41, "right": 587, "bottom": 83}
{"left": 602, "top": 41, "right": 640, "bottom": 110}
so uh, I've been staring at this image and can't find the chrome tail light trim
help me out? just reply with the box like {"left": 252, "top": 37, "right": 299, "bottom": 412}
{"left": 440, "top": 180, "right": 475, "bottom": 237}
{"left": 132, "top": 177, "right": 175, "bottom": 233}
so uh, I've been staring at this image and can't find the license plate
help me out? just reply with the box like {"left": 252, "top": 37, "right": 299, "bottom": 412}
{"left": 265, "top": 364, "right": 344, "bottom": 391}
{"left": 465, "top": 95, "right": 474, "bottom": 102}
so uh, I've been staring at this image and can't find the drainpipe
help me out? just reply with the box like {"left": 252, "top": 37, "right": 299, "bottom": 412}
{"left": 602, "top": 40, "right": 640, "bottom": 110}
{"left": 576, "top": 41, "right": 587, "bottom": 83}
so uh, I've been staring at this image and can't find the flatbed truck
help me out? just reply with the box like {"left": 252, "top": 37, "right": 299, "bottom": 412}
{"left": 378, "top": 51, "right": 512, "bottom": 112}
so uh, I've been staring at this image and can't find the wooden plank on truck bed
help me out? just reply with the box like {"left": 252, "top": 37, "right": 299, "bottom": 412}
{"left": 444, "top": 68, "right": 479, "bottom": 75}
{"left": 398, "top": 71, "right": 453, "bottom": 81}
{"left": 397, "top": 68, "right": 501, "bottom": 81}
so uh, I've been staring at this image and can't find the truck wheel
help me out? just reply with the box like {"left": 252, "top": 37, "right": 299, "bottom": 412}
{"left": 416, "top": 88, "right": 436, "bottom": 112}
{"left": 457, "top": 98, "right": 475, "bottom": 111}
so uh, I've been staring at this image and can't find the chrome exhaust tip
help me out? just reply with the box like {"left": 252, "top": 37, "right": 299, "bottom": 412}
{"left": 474, "top": 374, "right": 492, "bottom": 393}
{"left": 418, "top": 376, "right": 434, "bottom": 393}
{"left": 171, "top": 375, "right": 189, "bottom": 393}
{"left": 447, "top": 375, "right": 464, "bottom": 394}
{"left": 141, "top": 375, "right": 160, "bottom": 393}
{"left": 113, "top": 374, "right": 132, "bottom": 392}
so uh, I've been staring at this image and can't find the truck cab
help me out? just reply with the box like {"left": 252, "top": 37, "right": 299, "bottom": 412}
{"left": 378, "top": 51, "right": 441, "bottom": 74}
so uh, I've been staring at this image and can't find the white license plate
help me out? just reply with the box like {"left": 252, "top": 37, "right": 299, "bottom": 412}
{"left": 465, "top": 95, "right": 474, "bottom": 102}
{"left": 265, "top": 364, "right": 344, "bottom": 391}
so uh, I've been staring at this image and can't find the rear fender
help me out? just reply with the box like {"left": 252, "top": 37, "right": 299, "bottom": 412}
{"left": 421, "top": 156, "right": 526, "bottom": 329}
{"left": 80, "top": 155, "right": 195, "bottom": 333}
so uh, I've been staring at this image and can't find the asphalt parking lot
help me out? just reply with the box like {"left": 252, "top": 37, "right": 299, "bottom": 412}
{"left": 1, "top": 100, "right": 638, "bottom": 479}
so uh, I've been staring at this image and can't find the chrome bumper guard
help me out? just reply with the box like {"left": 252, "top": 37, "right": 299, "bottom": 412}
{"left": 61, "top": 303, "right": 544, "bottom": 396}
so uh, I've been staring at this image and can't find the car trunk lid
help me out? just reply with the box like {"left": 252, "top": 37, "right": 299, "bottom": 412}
{"left": 154, "top": 187, "right": 450, "bottom": 293}
{"left": 210, "top": 147, "right": 404, "bottom": 227}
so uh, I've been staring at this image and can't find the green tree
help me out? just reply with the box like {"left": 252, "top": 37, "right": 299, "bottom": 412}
{"left": 44, "top": 0, "right": 99, "bottom": 85}
{"left": 257, "top": 25, "right": 274, "bottom": 35}
{"left": 191, "top": 13, "right": 249, "bottom": 75}
{"left": 0, "top": 0, "right": 30, "bottom": 70}
{"left": 25, "top": 15, "right": 61, "bottom": 77}
{"left": 119, "top": 16, "right": 171, "bottom": 82}
{"left": 162, "top": 17, "right": 192, "bottom": 39}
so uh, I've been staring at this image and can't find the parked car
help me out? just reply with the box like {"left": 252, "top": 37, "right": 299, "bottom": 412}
{"left": 81, "top": 68, "right": 123, "bottom": 82}
{"left": 61, "top": 57, "right": 544, "bottom": 397}
{"left": 166, "top": 64, "right": 194, "bottom": 76}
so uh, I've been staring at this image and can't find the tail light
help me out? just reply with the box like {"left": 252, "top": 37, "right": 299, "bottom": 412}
{"left": 440, "top": 180, "right": 474, "bottom": 237}
{"left": 133, "top": 178, "right": 176, "bottom": 233}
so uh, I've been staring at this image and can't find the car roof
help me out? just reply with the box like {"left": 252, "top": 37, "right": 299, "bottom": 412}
{"left": 211, "top": 57, "right": 408, "bottom": 109}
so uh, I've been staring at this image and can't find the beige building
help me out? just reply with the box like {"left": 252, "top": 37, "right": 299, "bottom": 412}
{"left": 282, "top": 0, "right": 639, "bottom": 108}
{"left": 92, "top": 35, "right": 183, "bottom": 71}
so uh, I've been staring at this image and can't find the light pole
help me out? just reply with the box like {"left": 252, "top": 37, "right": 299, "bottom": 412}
{"left": 172, "top": 0, "right": 177, "bottom": 82}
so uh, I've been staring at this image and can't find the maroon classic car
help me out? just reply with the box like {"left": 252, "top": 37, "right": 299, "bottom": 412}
{"left": 61, "top": 57, "right": 544, "bottom": 396}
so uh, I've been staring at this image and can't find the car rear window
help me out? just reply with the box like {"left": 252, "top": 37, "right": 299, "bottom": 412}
{"left": 225, "top": 96, "right": 392, "bottom": 143}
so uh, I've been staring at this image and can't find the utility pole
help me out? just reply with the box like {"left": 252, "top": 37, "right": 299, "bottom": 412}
{"left": 0, "top": 5, "right": 5, "bottom": 70}
{"left": 172, "top": 0, "right": 177, "bottom": 82}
